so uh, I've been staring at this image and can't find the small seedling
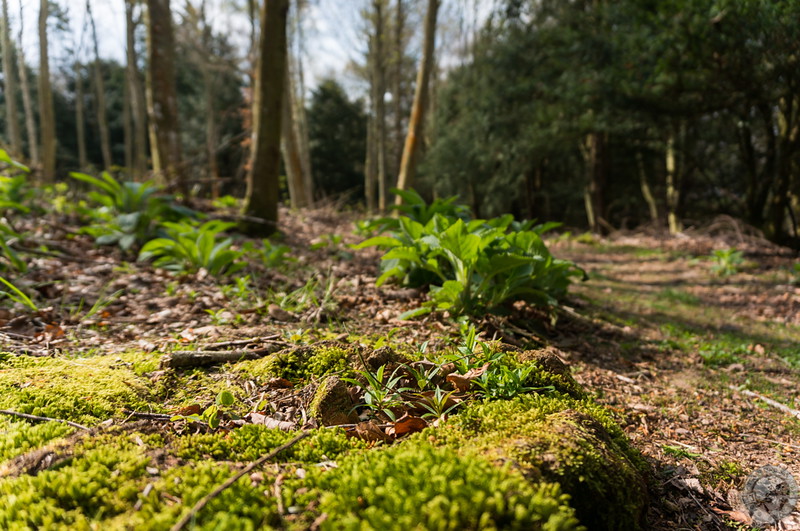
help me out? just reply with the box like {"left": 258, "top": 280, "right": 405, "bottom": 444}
{"left": 709, "top": 248, "right": 744, "bottom": 277}
{"left": 171, "top": 390, "right": 237, "bottom": 430}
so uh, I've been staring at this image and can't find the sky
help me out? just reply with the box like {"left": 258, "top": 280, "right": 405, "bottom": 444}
{"left": 11, "top": 0, "right": 489, "bottom": 97}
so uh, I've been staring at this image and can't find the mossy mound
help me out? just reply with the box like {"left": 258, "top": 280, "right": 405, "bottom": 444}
{"left": 0, "top": 353, "right": 156, "bottom": 425}
{"left": 438, "top": 394, "right": 649, "bottom": 530}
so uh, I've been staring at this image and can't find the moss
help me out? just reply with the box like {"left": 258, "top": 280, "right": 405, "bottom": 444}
{"left": 0, "top": 354, "right": 155, "bottom": 425}
{"left": 0, "top": 419, "right": 75, "bottom": 462}
{"left": 0, "top": 434, "right": 151, "bottom": 529}
{"left": 303, "top": 441, "right": 583, "bottom": 531}
{"left": 234, "top": 341, "right": 360, "bottom": 383}
{"left": 175, "top": 425, "right": 363, "bottom": 463}
{"left": 437, "top": 395, "right": 649, "bottom": 530}
{"left": 308, "top": 376, "right": 359, "bottom": 426}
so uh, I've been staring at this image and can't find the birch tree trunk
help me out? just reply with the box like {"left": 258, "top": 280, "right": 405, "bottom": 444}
{"left": 125, "top": 0, "right": 148, "bottom": 179}
{"left": 1, "top": 0, "right": 21, "bottom": 156}
{"left": 241, "top": 0, "right": 289, "bottom": 236}
{"left": 87, "top": 0, "right": 112, "bottom": 170}
{"left": 38, "top": 0, "right": 56, "bottom": 182}
{"left": 395, "top": 0, "right": 439, "bottom": 203}
{"left": 18, "top": 0, "right": 38, "bottom": 166}
{"left": 145, "top": 0, "right": 184, "bottom": 191}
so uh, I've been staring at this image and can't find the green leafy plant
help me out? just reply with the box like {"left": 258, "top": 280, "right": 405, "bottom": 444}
{"left": 416, "top": 386, "right": 461, "bottom": 419}
{"left": 343, "top": 364, "right": 408, "bottom": 421}
{"left": 0, "top": 223, "right": 26, "bottom": 273}
{"left": 0, "top": 276, "right": 37, "bottom": 311}
{"left": 709, "top": 248, "right": 744, "bottom": 277}
{"left": 472, "top": 364, "right": 555, "bottom": 400}
{"left": 70, "top": 171, "right": 196, "bottom": 251}
{"left": 138, "top": 220, "right": 245, "bottom": 275}
{"left": 356, "top": 212, "right": 582, "bottom": 317}
{"left": 244, "top": 239, "right": 295, "bottom": 268}
{"left": 171, "top": 390, "right": 237, "bottom": 430}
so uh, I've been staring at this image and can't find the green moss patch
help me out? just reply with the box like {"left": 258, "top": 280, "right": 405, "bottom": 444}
{"left": 234, "top": 341, "right": 363, "bottom": 383}
{"left": 437, "top": 395, "right": 649, "bottom": 530}
{"left": 0, "top": 419, "right": 75, "bottom": 462}
{"left": 0, "top": 354, "right": 156, "bottom": 425}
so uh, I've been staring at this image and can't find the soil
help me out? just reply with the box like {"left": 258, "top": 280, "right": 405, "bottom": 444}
{"left": 2, "top": 205, "right": 800, "bottom": 529}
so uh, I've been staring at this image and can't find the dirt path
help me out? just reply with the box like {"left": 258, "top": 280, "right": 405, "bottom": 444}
{"left": 554, "top": 234, "right": 800, "bottom": 530}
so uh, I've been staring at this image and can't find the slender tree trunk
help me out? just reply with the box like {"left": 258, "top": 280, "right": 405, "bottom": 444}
{"left": 145, "top": 0, "right": 184, "bottom": 191}
{"left": 288, "top": 6, "right": 314, "bottom": 207}
{"left": 122, "top": 63, "right": 133, "bottom": 175}
{"left": 395, "top": 0, "right": 439, "bottom": 203}
{"left": 582, "top": 132, "right": 608, "bottom": 233}
{"left": 1, "top": 0, "right": 21, "bottom": 156}
{"left": 365, "top": 112, "right": 377, "bottom": 213}
{"left": 636, "top": 151, "right": 659, "bottom": 224}
{"left": 241, "top": 0, "right": 289, "bottom": 236}
{"left": 665, "top": 130, "right": 681, "bottom": 234}
{"left": 87, "top": 0, "right": 113, "bottom": 170}
{"left": 16, "top": 0, "right": 37, "bottom": 166}
{"left": 125, "top": 0, "right": 148, "bottom": 179}
{"left": 372, "top": 0, "right": 389, "bottom": 211}
{"left": 392, "top": 0, "right": 404, "bottom": 176}
{"left": 281, "top": 63, "right": 307, "bottom": 208}
{"left": 38, "top": 0, "right": 56, "bottom": 182}
{"left": 74, "top": 63, "right": 88, "bottom": 169}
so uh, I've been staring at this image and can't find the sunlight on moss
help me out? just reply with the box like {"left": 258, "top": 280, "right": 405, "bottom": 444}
{"left": 0, "top": 419, "right": 74, "bottom": 462}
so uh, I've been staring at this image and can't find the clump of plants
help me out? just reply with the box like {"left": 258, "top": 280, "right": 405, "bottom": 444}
{"left": 355, "top": 191, "right": 583, "bottom": 318}
{"left": 138, "top": 220, "right": 245, "bottom": 275}
{"left": 70, "top": 171, "right": 196, "bottom": 251}
{"left": 709, "top": 248, "right": 744, "bottom": 277}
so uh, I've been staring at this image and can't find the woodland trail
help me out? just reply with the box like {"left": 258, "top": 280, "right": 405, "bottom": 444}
{"left": 554, "top": 231, "right": 800, "bottom": 530}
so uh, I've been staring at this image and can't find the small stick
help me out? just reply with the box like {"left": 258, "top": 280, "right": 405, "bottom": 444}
{"left": 122, "top": 410, "right": 174, "bottom": 421}
{"left": 170, "top": 430, "right": 311, "bottom": 531}
{"left": 729, "top": 386, "right": 800, "bottom": 420}
{"left": 203, "top": 335, "right": 282, "bottom": 350}
{"left": 0, "top": 409, "right": 91, "bottom": 431}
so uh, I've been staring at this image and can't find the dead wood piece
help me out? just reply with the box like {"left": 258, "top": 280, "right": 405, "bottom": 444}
{"left": 123, "top": 410, "right": 174, "bottom": 421}
{"left": 0, "top": 408, "right": 91, "bottom": 431}
{"left": 161, "top": 344, "right": 287, "bottom": 369}
{"left": 203, "top": 334, "right": 281, "bottom": 350}
{"left": 729, "top": 386, "right": 800, "bottom": 420}
{"left": 170, "top": 430, "right": 311, "bottom": 531}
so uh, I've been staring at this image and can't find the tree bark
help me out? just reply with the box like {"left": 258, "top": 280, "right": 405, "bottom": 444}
{"left": 74, "top": 63, "right": 88, "bottom": 169}
{"left": 394, "top": 0, "right": 439, "bottom": 203}
{"left": 665, "top": 130, "right": 681, "bottom": 235}
{"left": 125, "top": 0, "right": 148, "bottom": 179}
{"left": 281, "top": 62, "right": 308, "bottom": 208}
{"left": 371, "top": 0, "right": 389, "bottom": 212}
{"left": 145, "top": 0, "right": 184, "bottom": 191}
{"left": 241, "top": 0, "right": 289, "bottom": 236}
{"left": 636, "top": 151, "right": 659, "bottom": 224}
{"left": 38, "top": 0, "right": 56, "bottom": 182}
{"left": 582, "top": 132, "right": 609, "bottom": 233}
{"left": 16, "top": 0, "right": 37, "bottom": 166}
{"left": 87, "top": 0, "right": 113, "bottom": 170}
{"left": 1, "top": 0, "right": 21, "bottom": 156}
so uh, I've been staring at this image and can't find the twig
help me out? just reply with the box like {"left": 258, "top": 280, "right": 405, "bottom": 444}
{"left": 0, "top": 409, "right": 91, "bottom": 431}
{"left": 729, "top": 386, "right": 800, "bottom": 420}
{"left": 122, "top": 410, "right": 174, "bottom": 421}
{"left": 161, "top": 343, "right": 288, "bottom": 369}
{"left": 202, "top": 335, "right": 282, "bottom": 350}
{"left": 170, "top": 430, "right": 311, "bottom": 531}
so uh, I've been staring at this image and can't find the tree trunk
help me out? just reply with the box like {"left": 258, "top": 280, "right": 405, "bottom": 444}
{"left": 394, "top": 0, "right": 439, "bottom": 203}
{"left": 38, "top": 0, "right": 56, "bottom": 182}
{"left": 281, "top": 63, "right": 307, "bottom": 209}
{"left": 365, "top": 112, "right": 377, "bottom": 213}
{"left": 145, "top": 0, "right": 184, "bottom": 191}
{"left": 122, "top": 62, "right": 133, "bottom": 176}
{"left": 87, "top": 0, "right": 112, "bottom": 170}
{"left": 1, "top": 0, "right": 21, "bottom": 156}
{"left": 391, "top": 0, "right": 405, "bottom": 176}
{"left": 16, "top": 0, "right": 37, "bottom": 166}
{"left": 582, "top": 132, "right": 608, "bottom": 233}
{"left": 636, "top": 151, "right": 659, "bottom": 224}
{"left": 74, "top": 63, "right": 88, "bottom": 170}
{"left": 665, "top": 131, "right": 681, "bottom": 235}
{"left": 241, "top": 0, "right": 289, "bottom": 236}
{"left": 372, "top": 0, "right": 389, "bottom": 212}
{"left": 125, "top": 0, "right": 148, "bottom": 179}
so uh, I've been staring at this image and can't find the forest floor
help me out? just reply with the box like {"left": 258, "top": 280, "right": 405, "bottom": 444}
{"left": 2, "top": 205, "right": 800, "bottom": 530}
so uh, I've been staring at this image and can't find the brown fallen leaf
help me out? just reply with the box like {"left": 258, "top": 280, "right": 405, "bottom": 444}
{"left": 268, "top": 304, "right": 297, "bottom": 322}
{"left": 246, "top": 412, "right": 297, "bottom": 431}
{"left": 266, "top": 377, "right": 294, "bottom": 389}
{"left": 172, "top": 404, "right": 202, "bottom": 416}
{"left": 388, "top": 414, "right": 427, "bottom": 438}
{"left": 446, "top": 362, "right": 490, "bottom": 392}
{"left": 352, "top": 421, "right": 392, "bottom": 443}
{"left": 711, "top": 508, "right": 752, "bottom": 525}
